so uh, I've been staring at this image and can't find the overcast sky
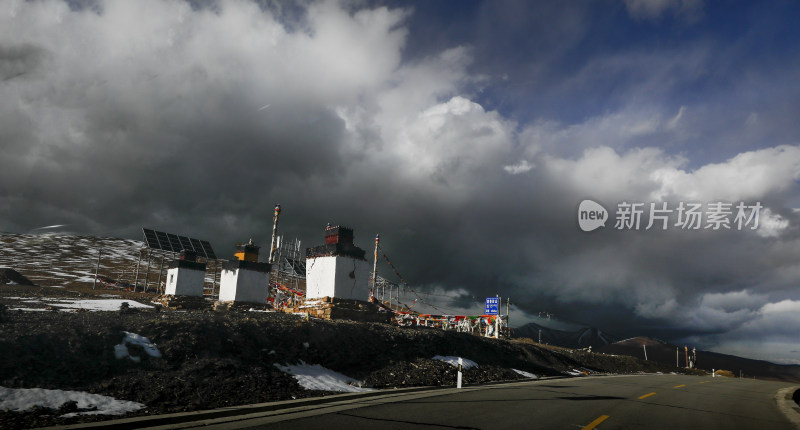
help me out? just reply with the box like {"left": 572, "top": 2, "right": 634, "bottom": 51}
{"left": 2, "top": 0, "right": 800, "bottom": 363}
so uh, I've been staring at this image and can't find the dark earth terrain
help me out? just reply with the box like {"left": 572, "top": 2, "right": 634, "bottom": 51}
{"left": 0, "top": 282, "right": 702, "bottom": 429}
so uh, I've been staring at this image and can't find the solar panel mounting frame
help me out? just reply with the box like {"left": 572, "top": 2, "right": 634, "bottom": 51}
{"left": 141, "top": 228, "right": 217, "bottom": 259}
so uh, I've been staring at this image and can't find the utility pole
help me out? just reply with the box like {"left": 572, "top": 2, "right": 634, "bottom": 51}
{"left": 539, "top": 329, "right": 542, "bottom": 344}
{"left": 268, "top": 204, "right": 281, "bottom": 264}
{"left": 506, "top": 297, "right": 510, "bottom": 338}
{"left": 676, "top": 347, "right": 679, "bottom": 367}
{"left": 92, "top": 249, "right": 102, "bottom": 290}
{"left": 371, "top": 234, "right": 379, "bottom": 299}
{"left": 495, "top": 295, "right": 500, "bottom": 339}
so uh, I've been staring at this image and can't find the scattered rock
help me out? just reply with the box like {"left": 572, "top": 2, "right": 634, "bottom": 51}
{"left": 0, "top": 268, "right": 36, "bottom": 286}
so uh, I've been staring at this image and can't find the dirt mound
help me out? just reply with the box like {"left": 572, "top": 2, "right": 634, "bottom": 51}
{"left": 0, "top": 268, "right": 35, "bottom": 286}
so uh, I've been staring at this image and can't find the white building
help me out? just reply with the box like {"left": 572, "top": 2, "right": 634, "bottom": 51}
{"left": 305, "top": 226, "right": 370, "bottom": 301}
{"left": 164, "top": 259, "right": 206, "bottom": 297}
{"left": 218, "top": 260, "right": 271, "bottom": 304}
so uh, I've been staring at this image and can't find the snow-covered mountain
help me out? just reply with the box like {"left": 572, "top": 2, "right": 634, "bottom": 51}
{"left": 0, "top": 232, "right": 219, "bottom": 290}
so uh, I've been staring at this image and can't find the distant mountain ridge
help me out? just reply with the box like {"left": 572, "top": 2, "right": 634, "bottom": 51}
{"left": 513, "top": 320, "right": 800, "bottom": 383}
{"left": 597, "top": 336, "right": 800, "bottom": 383}
{"left": 512, "top": 320, "right": 620, "bottom": 349}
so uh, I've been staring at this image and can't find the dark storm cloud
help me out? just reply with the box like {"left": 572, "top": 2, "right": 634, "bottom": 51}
{"left": 3, "top": 0, "right": 800, "bottom": 362}
{"left": 0, "top": 43, "right": 47, "bottom": 81}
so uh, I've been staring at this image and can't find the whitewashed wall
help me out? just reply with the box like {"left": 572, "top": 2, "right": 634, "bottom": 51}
{"left": 165, "top": 267, "right": 205, "bottom": 297}
{"left": 219, "top": 267, "right": 269, "bottom": 304}
{"left": 306, "top": 255, "right": 370, "bottom": 300}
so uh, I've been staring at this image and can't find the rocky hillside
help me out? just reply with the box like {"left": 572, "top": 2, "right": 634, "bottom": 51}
{"left": 0, "top": 282, "right": 701, "bottom": 429}
{"left": 0, "top": 232, "right": 219, "bottom": 292}
{"left": 0, "top": 232, "right": 707, "bottom": 428}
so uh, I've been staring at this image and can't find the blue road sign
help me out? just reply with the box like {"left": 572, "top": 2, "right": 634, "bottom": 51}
{"left": 484, "top": 297, "right": 499, "bottom": 315}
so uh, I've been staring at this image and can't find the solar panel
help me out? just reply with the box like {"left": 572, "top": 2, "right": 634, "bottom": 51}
{"left": 155, "top": 231, "right": 171, "bottom": 251}
{"left": 167, "top": 234, "right": 182, "bottom": 253}
{"left": 142, "top": 229, "right": 160, "bottom": 249}
{"left": 141, "top": 228, "right": 217, "bottom": 259}
{"left": 189, "top": 238, "right": 204, "bottom": 255}
{"left": 179, "top": 236, "right": 194, "bottom": 252}
{"left": 200, "top": 240, "right": 217, "bottom": 260}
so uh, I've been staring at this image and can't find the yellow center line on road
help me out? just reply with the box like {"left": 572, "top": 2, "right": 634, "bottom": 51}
{"left": 582, "top": 414, "right": 610, "bottom": 430}
{"left": 699, "top": 381, "right": 710, "bottom": 384}
{"left": 638, "top": 392, "right": 656, "bottom": 399}
{"left": 674, "top": 384, "right": 687, "bottom": 388}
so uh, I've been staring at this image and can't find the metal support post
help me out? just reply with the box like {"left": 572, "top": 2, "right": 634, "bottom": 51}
{"left": 157, "top": 255, "right": 165, "bottom": 294}
{"left": 212, "top": 260, "right": 218, "bottom": 298}
{"left": 92, "top": 249, "right": 102, "bottom": 290}
{"left": 143, "top": 249, "right": 152, "bottom": 292}
{"left": 133, "top": 249, "right": 143, "bottom": 292}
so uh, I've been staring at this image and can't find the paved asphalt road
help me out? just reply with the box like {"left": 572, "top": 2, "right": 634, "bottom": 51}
{"left": 188, "top": 374, "right": 798, "bottom": 430}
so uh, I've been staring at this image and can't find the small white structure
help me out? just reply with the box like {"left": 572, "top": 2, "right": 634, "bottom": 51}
{"left": 305, "top": 226, "right": 370, "bottom": 301}
{"left": 218, "top": 260, "right": 271, "bottom": 304}
{"left": 306, "top": 255, "right": 370, "bottom": 300}
{"left": 165, "top": 260, "right": 206, "bottom": 297}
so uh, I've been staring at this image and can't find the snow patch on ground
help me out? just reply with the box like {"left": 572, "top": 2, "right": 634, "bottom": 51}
{"left": 114, "top": 332, "right": 161, "bottom": 362}
{"left": 5, "top": 297, "right": 152, "bottom": 312}
{"left": 512, "top": 369, "right": 539, "bottom": 379}
{"left": 432, "top": 355, "right": 479, "bottom": 369}
{"left": 49, "top": 299, "right": 152, "bottom": 311}
{"left": 0, "top": 386, "right": 145, "bottom": 417}
{"left": 274, "top": 361, "right": 373, "bottom": 393}
{"left": 247, "top": 308, "right": 273, "bottom": 313}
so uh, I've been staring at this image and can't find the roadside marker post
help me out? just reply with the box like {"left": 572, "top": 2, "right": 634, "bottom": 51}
{"left": 457, "top": 357, "right": 463, "bottom": 389}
